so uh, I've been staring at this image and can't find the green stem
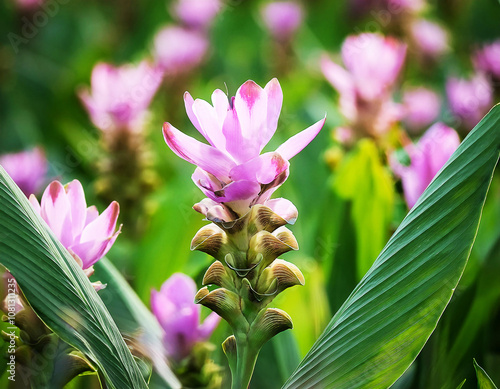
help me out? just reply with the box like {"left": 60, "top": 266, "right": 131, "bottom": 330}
{"left": 231, "top": 334, "right": 260, "bottom": 389}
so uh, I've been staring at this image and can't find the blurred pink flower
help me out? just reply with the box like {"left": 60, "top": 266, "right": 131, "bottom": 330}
{"left": 1, "top": 272, "right": 23, "bottom": 315}
{"left": 14, "top": 0, "right": 43, "bottom": 10}
{"left": 171, "top": 0, "right": 222, "bottom": 30}
{"left": 403, "top": 87, "right": 441, "bottom": 131}
{"left": 410, "top": 19, "right": 449, "bottom": 59}
{"left": 151, "top": 273, "right": 220, "bottom": 362}
{"left": 0, "top": 147, "right": 47, "bottom": 197}
{"left": 261, "top": 1, "right": 303, "bottom": 41}
{"left": 473, "top": 40, "right": 500, "bottom": 80}
{"left": 79, "top": 61, "right": 162, "bottom": 132}
{"left": 29, "top": 180, "right": 121, "bottom": 274}
{"left": 446, "top": 73, "right": 493, "bottom": 130}
{"left": 162, "top": 78, "right": 325, "bottom": 220}
{"left": 321, "top": 33, "right": 406, "bottom": 138}
{"left": 154, "top": 26, "right": 209, "bottom": 75}
{"left": 391, "top": 123, "right": 460, "bottom": 208}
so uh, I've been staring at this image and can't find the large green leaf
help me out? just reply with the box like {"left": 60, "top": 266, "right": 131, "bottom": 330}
{"left": 474, "top": 359, "right": 498, "bottom": 389}
{"left": 94, "top": 258, "right": 181, "bottom": 389}
{"left": 0, "top": 168, "right": 148, "bottom": 389}
{"left": 283, "top": 106, "right": 500, "bottom": 389}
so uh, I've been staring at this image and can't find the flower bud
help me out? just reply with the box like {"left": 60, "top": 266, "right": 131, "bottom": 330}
{"left": 202, "top": 261, "right": 234, "bottom": 290}
{"left": 191, "top": 223, "right": 227, "bottom": 258}
{"left": 222, "top": 335, "right": 237, "bottom": 372}
{"left": 248, "top": 226, "right": 298, "bottom": 268}
{"left": 248, "top": 308, "right": 293, "bottom": 350}
{"left": 195, "top": 287, "right": 247, "bottom": 330}
{"left": 257, "top": 259, "right": 305, "bottom": 296}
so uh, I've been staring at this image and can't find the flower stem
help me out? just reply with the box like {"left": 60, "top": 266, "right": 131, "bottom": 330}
{"left": 232, "top": 334, "right": 259, "bottom": 389}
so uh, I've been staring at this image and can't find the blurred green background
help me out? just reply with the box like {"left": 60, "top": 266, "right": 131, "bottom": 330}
{"left": 0, "top": 0, "right": 499, "bottom": 387}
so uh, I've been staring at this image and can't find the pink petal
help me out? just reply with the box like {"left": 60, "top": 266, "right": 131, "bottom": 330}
{"left": 321, "top": 55, "right": 354, "bottom": 96}
{"left": 211, "top": 89, "right": 230, "bottom": 126}
{"left": 197, "top": 312, "right": 221, "bottom": 341}
{"left": 80, "top": 201, "right": 119, "bottom": 244}
{"left": 233, "top": 80, "right": 269, "bottom": 152}
{"left": 211, "top": 180, "right": 261, "bottom": 203}
{"left": 151, "top": 290, "right": 178, "bottom": 330}
{"left": 160, "top": 273, "right": 198, "bottom": 307}
{"left": 261, "top": 78, "right": 283, "bottom": 151}
{"left": 184, "top": 92, "right": 202, "bottom": 132}
{"left": 85, "top": 206, "right": 99, "bottom": 225}
{"left": 275, "top": 117, "right": 326, "bottom": 160}
{"left": 65, "top": 180, "right": 87, "bottom": 237}
{"left": 230, "top": 152, "right": 289, "bottom": 185}
{"left": 193, "top": 198, "right": 235, "bottom": 222}
{"left": 222, "top": 106, "right": 259, "bottom": 164}
{"left": 29, "top": 194, "right": 41, "bottom": 214}
{"left": 40, "top": 181, "right": 73, "bottom": 246}
{"left": 192, "top": 98, "right": 227, "bottom": 150}
{"left": 163, "top": 122, "right": 236, "bottom": 179}
{"left": 264, "top": 198, "right": 298, "bottom": 224}
{"left": 70, "top": 229, "right": 120, "bottom": 269}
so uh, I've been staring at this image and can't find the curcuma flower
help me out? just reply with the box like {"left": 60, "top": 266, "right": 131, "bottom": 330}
{"left": 151, "top": 273, "right": 220, "bottom": 362}
{"left": 78, "top": 61, "right": 162, "bottom": 132}
{"left": 260, "top": 1, "right": 304, "bottom": 42}
{"left": 391, "top": 122, "right": 460, "bottom": 208}
{"left": 154, "top": 25, "right": 209, "bottom": 75}
{"left": 171, "top": 0, "right": 222, "bottom": 30}
{"left": 29, "top": 180, "right": 121, "bottom": 286}
{"left": 162, "top": 78, "right": 325, "bottom": 221}
{"left": 321, "top": 33, "right": 406, "bottom": 139}
{"left": 402, "top": 87, "right": 441, "bottom": 132}
{"left": 473, "top": 40, "right": 500, "bottom": 81}
{"left": 410, "top": 19, "right": 449, "bottom": 60}
{"left": 0, "top": 147, "right": 47, "bottom": 197}
{"left": 446, "top": 73, "right": 493, "bottom": 130}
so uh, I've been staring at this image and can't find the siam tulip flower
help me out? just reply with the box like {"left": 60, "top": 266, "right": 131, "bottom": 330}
{"left": 154, "top": 26, "right": 209, "bottom": 75}
{"left": 402, "top": 87, "right": 441, "bottom": 132}
{"left": 0, "top": 147, "right": 47, "bottom": 197}
{"left": 446, "top": 73, "right": 494, "bottom": 130}
{"left": 321, "top": 33, "right": 406, "bottom": 139}
{"left": 171, "top": 0, "right": 222, "bottom": 30}
{"left": 473, "top": 40, "right": 500, "bottom": 81}
{"left": 162, "top": 78, "right": 325, "bottom": 221}
{"left": 410, "top": 19, "right": 449, "bottom": 59}
{"left": 260, "top": 1, "right": 303, "bottom": 42}
{"left": 78, "top": 61, "right": 162, "bottom": 133}
{"left": 29, "top": 180, "right": 121, "bottom": 288}
{"left": 391, "top": 122, "right": 460, "bottom": 208}
{"left": 151, "top": 273, "right": 220, "bottom": 362}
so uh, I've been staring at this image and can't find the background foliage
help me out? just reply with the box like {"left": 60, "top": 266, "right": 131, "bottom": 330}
{"left": 0, "top": 0, "right": 499, "bottom": 388}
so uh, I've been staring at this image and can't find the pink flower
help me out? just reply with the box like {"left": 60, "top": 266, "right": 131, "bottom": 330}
{"left": 261, "top": 1, "right": 303, "bottom": 41}
{"left": 473, "top": 40, "right": 500, "bottom": 80}
{"left": 321, "top": 33, "right": 406, "bottom": 138}
{"left": 391, "top": 123, "right": 460, "bottom": 208}
{"left": 403, "top": 87, "right": 441, "bottom": 132}
{"left": 446, "top": 73, "right": 494, "bottom": 130}
{"left": 171, "top": 0, "right": 222, "bottom": 30}
{"left": 0, "top": 147, "right": 47, "bottom": 197}
{"left": 153, "top": 26, "right": 209, "bottom": 75}
{"left": 151, "top": 273, "right": 220, "bottom": 362}
{"left": 29, "top": 180, "right": 121, "bottom": 272}
{"left": 78, "top": 61, "right": 162, "bottom": 132}
{"left": 13, "top": 0, "right": 43, "bottom": 10}
{"left": 162, "top": 78, "right": 325, "bottom": 220}
{"left": 410, "top": 19, "right": 449, "bottom": 59}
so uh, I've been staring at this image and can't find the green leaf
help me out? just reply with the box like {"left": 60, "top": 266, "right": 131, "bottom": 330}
{"left": 0, "top": 168, "right": 148, "bottom": 389}
{"left": 94, "top": 258, "right": 181, "bottom": 389}
{"left": 474, "top": 359, "right": 498, "bottom": 389}
{"left": 282, "top": 105, "right": 500, "bottom": 389}
{"left": 457, "top": 379, "right": 466, "bottom": 389}
{"left": 333, "top": 139, "right": 395, "bottom": 279}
